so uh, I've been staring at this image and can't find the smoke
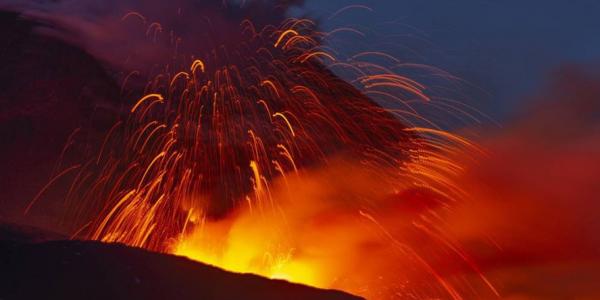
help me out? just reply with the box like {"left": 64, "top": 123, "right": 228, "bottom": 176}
{"left": 175, "top": 156, "right": 460, "bottom": 299}
{"left": 0, "top": 0, "right": 306, "bottom": 73}
{"left": 0, "top": 0, "right": 310, "bottom": 233}
{"left": 446, "top": 67, "right": 600, "bottom": 299}
{"left": 175, "top": 67, "right": 600, "bottom": 299}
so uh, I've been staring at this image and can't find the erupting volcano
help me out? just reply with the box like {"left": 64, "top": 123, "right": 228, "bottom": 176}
{"left": 16, "top": 3, "right": 494, "bottom": 298}
{"left": 3, "top": 1, "right": 600, "bottom": 299}
{"left": 45, "top": 9, "right": 495, "bottom": 298}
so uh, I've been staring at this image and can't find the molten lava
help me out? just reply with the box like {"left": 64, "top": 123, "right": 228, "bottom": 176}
{"left": 31, "top": 7, "right": 499, "bottom": 300}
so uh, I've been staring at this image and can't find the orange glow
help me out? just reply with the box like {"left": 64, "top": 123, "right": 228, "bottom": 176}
{"left": 190, "top": 59, "right": 205, "bottom": 73}
{"left": 44, "top": 13, "right": 502, "bottom": 299}
{"left": 130, "top": 93, "right": 164, "bottom": 113}
{"left": 172, "top": 159, "right": 404, "bottom": 295}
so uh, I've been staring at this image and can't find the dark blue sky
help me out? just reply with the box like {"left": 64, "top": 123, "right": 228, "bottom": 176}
{"left": 292, "top": 0, "right": 600, "bottom": 121}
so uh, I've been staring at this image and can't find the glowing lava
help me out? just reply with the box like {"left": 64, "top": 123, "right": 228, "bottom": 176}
{"left": 36, "top": 8, "right": 498, "bottom": 299}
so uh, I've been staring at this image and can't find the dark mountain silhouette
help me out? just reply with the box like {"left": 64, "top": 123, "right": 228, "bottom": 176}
{"left": 0, "top": 223, "right": 362, "bottom": 300}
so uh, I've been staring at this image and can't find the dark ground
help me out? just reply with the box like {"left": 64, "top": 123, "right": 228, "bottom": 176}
{"left": 0, "top": 222, "right": 362, "bottom": 300}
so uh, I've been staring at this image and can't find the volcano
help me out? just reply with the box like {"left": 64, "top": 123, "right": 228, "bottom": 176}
{"left": 0, "top": 2, "right": 494, "bottom": 299}
{"left": 0, "top": 7, "right": 396, "bottom": 299}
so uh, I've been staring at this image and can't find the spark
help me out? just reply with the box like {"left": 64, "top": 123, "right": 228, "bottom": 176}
{"left": 36, "top": 12, "right": 499, "bottom": 300}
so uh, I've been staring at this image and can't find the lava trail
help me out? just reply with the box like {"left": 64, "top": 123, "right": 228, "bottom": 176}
{"left": 15, "top": 1, "right": 499, "bottom": 299}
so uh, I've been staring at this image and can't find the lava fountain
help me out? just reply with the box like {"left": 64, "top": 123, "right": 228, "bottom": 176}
{"left": 26, "top": 3, "right": 499, "bottom": 299}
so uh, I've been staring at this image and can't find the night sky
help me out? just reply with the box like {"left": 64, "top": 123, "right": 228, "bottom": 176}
{"left": 294, "top": 0, "right": 600, "bottom": 120}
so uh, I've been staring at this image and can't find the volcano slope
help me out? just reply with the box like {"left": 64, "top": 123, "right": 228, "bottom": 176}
{"left": 0, "top": 223, "right": 362, "bottom": 300}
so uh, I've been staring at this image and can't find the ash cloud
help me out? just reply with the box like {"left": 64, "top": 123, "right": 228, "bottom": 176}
{"left": 0, "top": 0, "right": 306, "bottom": 73}
{"left": 0, "top": 0, "right": 307, "bottom": 225}
{"left": 446, "top": 67, "right": 600, "bottom": 299}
